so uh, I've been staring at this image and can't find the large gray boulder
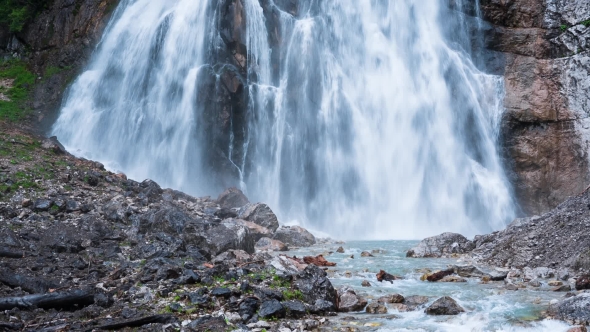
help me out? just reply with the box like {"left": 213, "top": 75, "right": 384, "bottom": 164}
{"left": 217, "top": 187, "right": 249, "bottom": 209}
{"left": 337, "top": 287, "right": 367, "bottom": 312}
{"left": 273, "top": 225, "right": 316, "bottom": 247}
{"left": 238, "top": 203, "right": 280, "bottom": 232}
{"left": 406, "top": 232, "right": 474, "bottom": 258}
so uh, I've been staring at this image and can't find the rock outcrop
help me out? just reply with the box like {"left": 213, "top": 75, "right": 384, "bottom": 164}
{"left": 476, "top": 0, "right": 590, "bottom": 214}
{"left": 0, "top": 0, "right": 119, "bottom": 130}
{"left": 406, "top": 232, "right": 475, "bottom": 258}
{"left": 471, "top": 189, "right": 590, "bottom": 270}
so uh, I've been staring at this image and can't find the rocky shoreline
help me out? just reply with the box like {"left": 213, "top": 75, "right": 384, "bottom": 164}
{"left": 406, "top": 189, "right": 590, "bottom": 328}
{"left": 1, "top": 129, "right": 589, "bottom": 331}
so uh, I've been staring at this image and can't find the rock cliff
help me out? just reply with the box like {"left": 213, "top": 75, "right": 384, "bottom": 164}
{"left": 478, "top": 0, "right": 590, "bottom": 215}
{"left": 0, "top": 0, "right": 119, "bottom": 130}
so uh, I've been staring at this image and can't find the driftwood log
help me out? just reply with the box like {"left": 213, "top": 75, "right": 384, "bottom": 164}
{"left": 0, "top": 289, "right": 94, "bottom": 310}
{"left": 0, "top": 250, "right": 24, "bottom": 258}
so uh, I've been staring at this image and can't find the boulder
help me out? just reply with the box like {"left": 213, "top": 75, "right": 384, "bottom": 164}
{"left": 337, "top": 287, "right": 367, "bottom": 312}
{"left": 255, "top": 237, "right": 289, "bottom": 251}
{"left": 576, "top": 275, "right": 590, "bottom": 290}
{"left": 217, "top": 187, "right": 249, "bottom": 209}
{"left": 303, "top": 255, "right": 336, "bottom": 267}
{"left": 376, "top": 270, "right": 400, "bottom": 283}
{"left": 239, "top": 296, "right": 259, "bottom": 321}
{"left": 361, "top": 280, "right": 371, "bottom": 287}
{"left": 211, "top": 249, "right": 252, "bottom": 265}
{"left": 34, "top": 199, "right": 52, "bottom": 212}
{"left": 425, "top": 296, "right": 465, "bottom": 315}
{"left": 406, "top": 233, "right": 474, "bottom": 258}
{"left": 365, "top": 302, "right": 387, "bottom": 314}
{"left": 404, "top": 295, "right": 430, "bottom": 310}
{"left": 282, "top": 300, "right": 307, "bottom": 318}
{"left": 548, "top": 293, "right": 590, "bottom": 325}
{"left": 440, "top": 275, "right": 467, "bottom": 283}
{"left": 41, "top": 136, "right": 66, "bottom": 154}
{"left": 227, "top": 218, "right": 271, "bottom": 242}
{"left": 293, "top": 265, "right": 338, "bottom": 312}
{"left": 360, "top": 251, "right": 373, "bottom": 257}
{"left": 238, "top": 203, "right": 279, "bottom": 232}
{"left": 336, "top": 246, "right": 345, "bottom": 253}
{"left": 258, "top": 299, "right": 286, "bottom": 319}
{"left": 378, "top": 294, "right": 405, "bottom": 304}
{"left": 422, "top": 269, "right": 453, "bottom": 282}
{"left": 273, "top": 225, "right": 316, "bottom": 247}
{"left": 269, "top": 255, "right": 306, "bottom": 274}
{"left": 196, "top": 220, "right": 256, "bottom": 256}
{"left": 452, "top": 265, "right": 507, "bottom": 281}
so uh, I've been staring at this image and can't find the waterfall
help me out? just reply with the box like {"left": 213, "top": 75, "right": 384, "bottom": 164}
{"left": 52, "top": 0, "right": 515, "bottom": 239}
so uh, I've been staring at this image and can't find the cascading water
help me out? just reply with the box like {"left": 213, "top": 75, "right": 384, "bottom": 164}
{"left": 52, "top": 0, "right": 515, "bottom": 239}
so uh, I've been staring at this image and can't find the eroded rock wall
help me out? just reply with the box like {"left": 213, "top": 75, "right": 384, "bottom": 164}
{"left": 0, "top": 0, "right": 119, "bottom": 130}
{"left": 479, "top": 0, "right": 590, "bottom": 215}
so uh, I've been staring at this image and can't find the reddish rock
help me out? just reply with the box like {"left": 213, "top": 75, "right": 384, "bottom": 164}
{"left": 376, "top": 270, "right": 400, "bottom": 283}
{"left": 303, "top": 255, "right": 336, "bottom": 267}
{"left": 576, "top": 274, "right": 590, "bottom": 290}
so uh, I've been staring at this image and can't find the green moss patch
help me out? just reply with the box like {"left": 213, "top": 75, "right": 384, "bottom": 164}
{"left": 0, "top": 59, "right": 35, "bottom": 121}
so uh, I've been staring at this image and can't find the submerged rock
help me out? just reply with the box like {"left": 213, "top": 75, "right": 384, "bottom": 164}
{"left": 425, "top": 296, "right": 465, "bottom": 315}
{"left": 366, "top": 302, "right": 387, "bottom": 314}
{"left": 376, "top": 270, "right": 400, "bottom": 283}
{"left": 406, "top": 233, "right": 474, "bottom": 258}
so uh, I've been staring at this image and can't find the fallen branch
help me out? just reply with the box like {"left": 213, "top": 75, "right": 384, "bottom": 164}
{"left": 0, "top": 271, "right": 57, "bottom": 294}
{"left": 0, "top": 250, "right": 24, "bottom": 258}
{"left": 94, "top": 314, "right": 175, "bottom": 330}
{"left": 0, "top": 289, "right": 94, "bottom": 310}
{"left": 0, "top": 322, "right": 23, "bottom": 330}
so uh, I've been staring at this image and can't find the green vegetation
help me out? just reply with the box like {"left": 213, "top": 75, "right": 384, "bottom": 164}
{"left": 0, "top": 59, "right": 35, "bottom": 121}
{"left": 582, "top": 19, "right": 590, "bottom": 27}
{"left": 0, "top": 0, "right": 50, "bottom": 32}
{"left": 560, "top": 24, "right": 568, "bottom": 32}
{"left": 282, "top": 289, "right": 303, "bottom": 301}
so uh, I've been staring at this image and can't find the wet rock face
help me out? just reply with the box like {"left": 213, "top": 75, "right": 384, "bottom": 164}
{"left": 406, "top": 232, "right": 475, "bottom": 258}
{"left": 425, "top": 296, "right": 465, "bottom": 315}
{"left": 477, "top": 0, "right": 590, "bottom": 215}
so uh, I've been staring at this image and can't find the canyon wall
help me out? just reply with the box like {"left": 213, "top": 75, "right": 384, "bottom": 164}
{"left": 0, "top": 0, "right": 118, "bottom": 130}
{"left": 479, "top": 0, "right": 590, "bottom": 215}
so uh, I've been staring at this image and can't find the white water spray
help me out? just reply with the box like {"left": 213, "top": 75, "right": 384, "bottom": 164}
{"left": 53, "top": 0, "right": 515, "bottom": 239}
